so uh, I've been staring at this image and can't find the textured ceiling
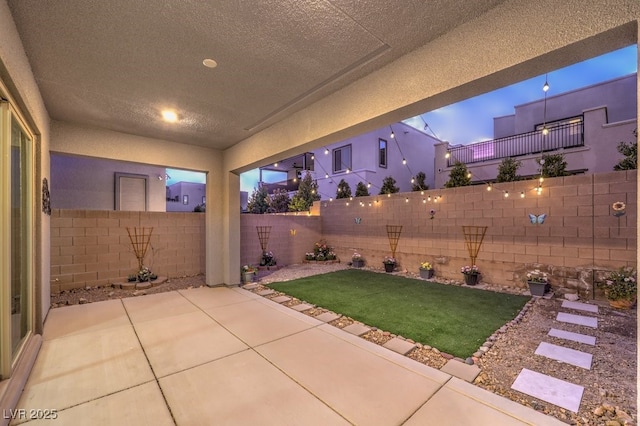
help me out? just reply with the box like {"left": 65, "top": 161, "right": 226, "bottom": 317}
{"left": 8, "top": 0, "right": 506, "bottom": 150}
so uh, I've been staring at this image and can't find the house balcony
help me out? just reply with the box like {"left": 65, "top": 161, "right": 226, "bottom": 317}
{"left": 446, "top": 120, "right": 584, "bottom": 166}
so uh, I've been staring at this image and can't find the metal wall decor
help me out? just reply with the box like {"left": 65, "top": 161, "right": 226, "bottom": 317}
{"left": 461, "top": 226, "right": 487, "bottom": 266}
{"left": 528, "top": 213, "right": 547, "bottom": 225}
{"left": 42, "top": 177, "right": 51, "bottom": 215}
{"left": 386, "top": 225, "right": 403, "bottom": 258}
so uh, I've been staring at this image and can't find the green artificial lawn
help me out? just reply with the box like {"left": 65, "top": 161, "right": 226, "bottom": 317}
{"left": 268, "top": 269, "right": 529, "bottom": 358}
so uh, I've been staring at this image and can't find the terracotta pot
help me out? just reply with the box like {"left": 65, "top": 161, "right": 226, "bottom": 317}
{"left": 608, "top": 298, "right": 636, "bottom": 309}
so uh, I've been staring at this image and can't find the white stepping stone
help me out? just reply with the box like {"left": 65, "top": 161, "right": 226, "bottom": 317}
{"left": 534, "top": 342, "right": 592, "bottom": 369}
{"left": 342, "top": 323, "right": 371, "bottom": 336}
{"left": 290, "top": 303, "right": 314, "bottom": 312}
{"left": 512, "top": 368, "right": 584, "bottom": 413}
{"left": 556, "top": 312, "right": 597, "bottom": 328}
{"left": 548, "top": 328, "right": 596, "bottom": 346}
{"left": 561, "top": 300, "right": 598, "bottom": 313}
{"left": 243, "top": 283, "right": 259, "bottom": 290}
{"left": 257, "top": 289, "right": 275, "bottom": 296}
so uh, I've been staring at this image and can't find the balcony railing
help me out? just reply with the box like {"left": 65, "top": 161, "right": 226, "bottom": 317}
{"left": 447, "top": 120, "right": 584, "bottom": 166}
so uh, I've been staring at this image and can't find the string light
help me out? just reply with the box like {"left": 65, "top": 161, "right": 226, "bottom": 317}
{"left": 367, "top": 182, "right": 372, "bottom": 188}
{"left": 467, "top": 172, "right": 472, "bottom": 179}
{"left": 428, "top": 195, "right": 431, "bottom": 201}
{"left": 405, "top": 197, "right": 409, "bottom": 203}
{"left": 402, "top": 158, "right": 407, "bottom": 165}
{"left": 387, "top": 193, "right": 391, "bottom": 198}
{"left": 274, "top": 162, "right": 278, "bottom": 167}
{"left": 390, "top": 126, "right": 395, "bottom": 138}
{"left": 520, "top": 191, "right": 525, "bottom": 198}
{"left": 422, "top": 198, "right": 426, "bottom": 203}
{"left": 311, "top": 154, "right": 315, "bottom": 160}
{"left": 411, "top": 177, "right": 415, "bottom": 184}
{"left": 420, "top": 191, "right": 424, "bottom": 195}
{"left": 504, "top": 191, "right": 509, "bottom": 198}
{"left": 487, "top": 184, "right": 492, "bottom": 191}
{"left": 445, "top": 152, "right": 450, "bottom": 159}
{"left": 324, "top": 148, "right": 329, "bottom": 155}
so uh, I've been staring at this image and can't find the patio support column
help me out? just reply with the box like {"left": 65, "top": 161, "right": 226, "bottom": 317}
{"left": 219, "top": 171, "right": 240, "bottom": 286}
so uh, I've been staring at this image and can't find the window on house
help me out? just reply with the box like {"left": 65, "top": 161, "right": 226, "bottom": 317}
{"left": 332, "top": 145, "right": 351, "bottom": 173}
{"left": 379, "top": 139, "right": 387, "bottom": 168}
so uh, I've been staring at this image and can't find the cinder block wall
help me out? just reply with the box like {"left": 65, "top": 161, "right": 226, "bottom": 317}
{"left": 240, "top": 214, "right": 322, "bottom": 269}
{"left": 317, "top": 170, "right": 636, "bottom": 299}
{"left": 50, "top": 210, "right": 205, "bottom": 292}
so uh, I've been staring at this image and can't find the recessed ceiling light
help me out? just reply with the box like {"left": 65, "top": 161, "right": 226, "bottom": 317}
{"left": 161, "top": 110, "right": 178, "bottom": 123}
{"left": 202, "top": 58, "right": 217, "bottom": 68}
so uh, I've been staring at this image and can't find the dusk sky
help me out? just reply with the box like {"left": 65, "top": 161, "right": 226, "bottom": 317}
{"left": 171, "top": 45, "right": 637, "bottom": 192}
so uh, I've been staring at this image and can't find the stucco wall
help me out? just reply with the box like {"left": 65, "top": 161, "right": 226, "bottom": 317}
{"left": 51, "top": 154, "right": 168, "bottom": 211}
{"left": 50, "top": 209, "right": 205, "bottom": 292}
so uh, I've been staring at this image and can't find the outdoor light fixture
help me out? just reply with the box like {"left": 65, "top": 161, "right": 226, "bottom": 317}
{"left": 346, "top": 168, "right": 350, "bottom": 173}
{"left": 542, "top": 127, "right": 549, "bottom": 136}
{"left": 325, "top": 173, "right": 329, "bottom": 179}
{"left": 311, "top": 155, "right": 315, "bottom": 160}
{"left": 428, "top": 195, "right": 431, "bottom": 201}
{"left": 324, "top": 148, "right": 329, "bottom": 155}
{"left": 487, "top": 184, "right": 492, "bottom": 191}
{"left": 467, "top": 172, "right": 472, "bottom": 179}
{"left": 367, "top": 182, "right": 371, "bottom": 188}
{"left": 390, "top": 126, "right": 395, "bottom": 138}
{"left": 402, "top": 158, "right": 407, "bottom": 165}
{"left": 161, "top": 110, "right": 178, "bottom": 123}
{"left": 504, "top": 191, "right": 509, "bottom": 198}
{"left": 520, "top": 191, "right": 525, "bottom": 198}
{"left": 349, "top": 197, "right": 353, "bottom": 201}
{"left": 387, "top": 193, "right": 391, "bottom": 198}
{"left": 422, "top": 198, "right": 426, "bottom": 203}
{"left": 411, "top": 177, "right": 415, "bottom": 183}
{"left": 445, "top": 152, "right": 451, "bottom": 159}
{"left": 274, "top": 162, "right": 278, "bottom": 167}
{"left": 405, "top": 197, "right": 409, "bottom": 203}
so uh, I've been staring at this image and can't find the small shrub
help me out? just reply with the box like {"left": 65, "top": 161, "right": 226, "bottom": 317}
{"left": 355, "top": 181, "right": 370, "bottom": 197}
{"left": 412, "top": 171, "right": 428, "bottom": 191}
{"left": 614, "top": 129, "right": 637, "bottom": 171}
{"left": 444, "top": 162, "right": 471, "bottom": 188}
{"left": 496, "top": 158, "right": 521, "bottom": 182}
{"left": 336, "top": 179, "right": 352, "bottom": 199}
{"left": 379, "top": 176, "right": 399, "bottom": 195}
{"left": 537, "top": 153, "right": 567, "bottom": 178}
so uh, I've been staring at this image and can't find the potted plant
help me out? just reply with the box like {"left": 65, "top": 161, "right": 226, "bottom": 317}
{"left": 461, "top": 265, "right": 480, "bottom": 286}
{"left": 305, "top": 252, "right": 315, "bottom": 261}
{"left": 352, "top": 252, "right": 364, "bottom": 268}
{"left": 260, "top": 251, "right": 276, "bottom": 267}
{"left": 241, "top": 265, "right": 257, "bottom": 284}
{"left": 525, "top": 269, "right": 550, "bottom": 296}
{"left": 419, "top": 261, "right": 434, "bottom": 279}
{"left": 599, "top": 267, "right": 637, "bottom": 309}
{"left": 383, "top": 256, "right": 397, "bottom": 273}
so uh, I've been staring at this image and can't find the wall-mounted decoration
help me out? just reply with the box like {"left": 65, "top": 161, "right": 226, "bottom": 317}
{"left": 41, "top": 177, "right": 51, "bottom": 215}
{"left": 290, "top": 229, "right": 297, "bottom": 236}
{"left": 386, "top": 225, "right": 402, "bottom": 258}
{"left": 612, "top": 201, "right": 626, "bottom": 217}
{"left": 528, "top": 213, "right": 547, "bottom": 225}
{"left": 354, "top": 217, "right": 362, "bottom": 224}
{"left": 429, "top": 209, "right": 435, "bottom": 220}
{"left": 182, "top": 195, "right": 189, "bottom": 205}
{"left": 461, "top": 226, "right": 487, "bottom": 266}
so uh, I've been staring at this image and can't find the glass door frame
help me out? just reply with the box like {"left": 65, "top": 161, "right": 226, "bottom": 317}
{"left": 0, "top": 93, "right": 35, "bottom": 379}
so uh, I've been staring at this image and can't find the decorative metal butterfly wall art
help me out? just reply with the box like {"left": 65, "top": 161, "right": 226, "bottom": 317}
{"left": 528, "top": 213, "right": 546, "bottom": 225}
{"left": 354, "top": 217, "right": 362, "bottom": 224}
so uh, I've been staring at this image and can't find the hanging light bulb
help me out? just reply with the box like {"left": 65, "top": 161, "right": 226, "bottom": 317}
{"left": 293, "top": 177, "right": 297, "bottom": 183}
{"left": 411, "top": 177, "right": 415, "bottom": 184}
{"left": 520, "top": 191, "right": 525, "bottom": 198}
{"left": 387, "top": 193, "right": 391, "bottom": 198}
{"left": 346, "top": 168, "right": 350, "bottom": 173}
{"left": 428, "top": 195, "right": 431, "bottom": 201}
{"left": 467, "top": 172, "right": 472, "bottom": 179}
{"left": 543, "top": 80, "right": 549, "bottom": 92}
{"left": 274, "top": 162, "right": 278, "bottom": 167}
{"left": 325, "top": 173, "right": 329, "bottom": 179}
{"left": 539, "top": 176, "right": 544, "bottom": 183}
{"left": 420, "top": 191, "right": 424, "bottom": 195}
{"left": 368, "top": 202, "right": 372, "bottom": 207}
{"left": 504, "top": 191, "right": 509, "bottom": 198}
{"left": 329, "top": 197, "right": 333, "bottom": 202}
{"left": 324, "top": 148, "right": 329, "bottom": 155}
{"left": 390, "top": 129, "right": 395, "bottom": 138}
{"left": 422, "top": 198, "right": 426, "bottom": 203}
{"left": 405, "top": 197, "right": 409, "bottom": 203}
{"left": 402, "top": 158, "right": 407, "bottom": 165}
{"left": 542, "top": 127, "right": 549, "bottom": 136}
{"left": 487, "top": 184, "right": 492, "bottom": 191}
{"left": 311, "top": 154, "right": 315, "bottom": 160}
{"left": 367, "top": 182, "right": 371, "bottom": 188}
{"left": 349, "top": 196, "right": 353, "bottom": 201}
{"left": 346, "top": 202, "right": 349, "bottom": 206}
{"left": 311, "top": 189, "right": 316, "bottom": 194}
{"left": 445, "top": 152, "right": 451, "bottom": 159}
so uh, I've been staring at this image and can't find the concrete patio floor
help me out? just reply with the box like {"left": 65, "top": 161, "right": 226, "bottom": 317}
{"left": 12, "top": 287, "right": 565, "bottom": 425}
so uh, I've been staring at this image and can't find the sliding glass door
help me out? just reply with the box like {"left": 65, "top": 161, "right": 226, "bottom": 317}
{"left": 0, "top": 98, "right": 34, "bottom": 378}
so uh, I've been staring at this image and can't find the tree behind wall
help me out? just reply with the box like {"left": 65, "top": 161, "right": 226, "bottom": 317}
{"left": 355, "top": 181, "right": 370, "bottom": 197}
{"left": 247, "top": 183, "right": 270, "bottom": 213}
{"left": 496, "top": 158, "right": 521, "bottom": 182}
{"left": 289, "top": 172, "right": 320, "bottom": 211}
{"left": 537, "top": 153, "right": 567, "bottom": 178}
{"left": 613, "top": 128, "right": 637, "bottom": 171}
{"left": 336, "top": 179, "right": 352, "bottom": 199}
{"left": 411, "top": 171, "right": 428, "bottom": 191}
{"left": 268, "top": 188, "right": 291, "bottom": 213}
{"left": 379, "top": 176, "right": 399, "bottom": 195}
{"left": 444, "top": 162, "right": 471, "bottom": 187}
